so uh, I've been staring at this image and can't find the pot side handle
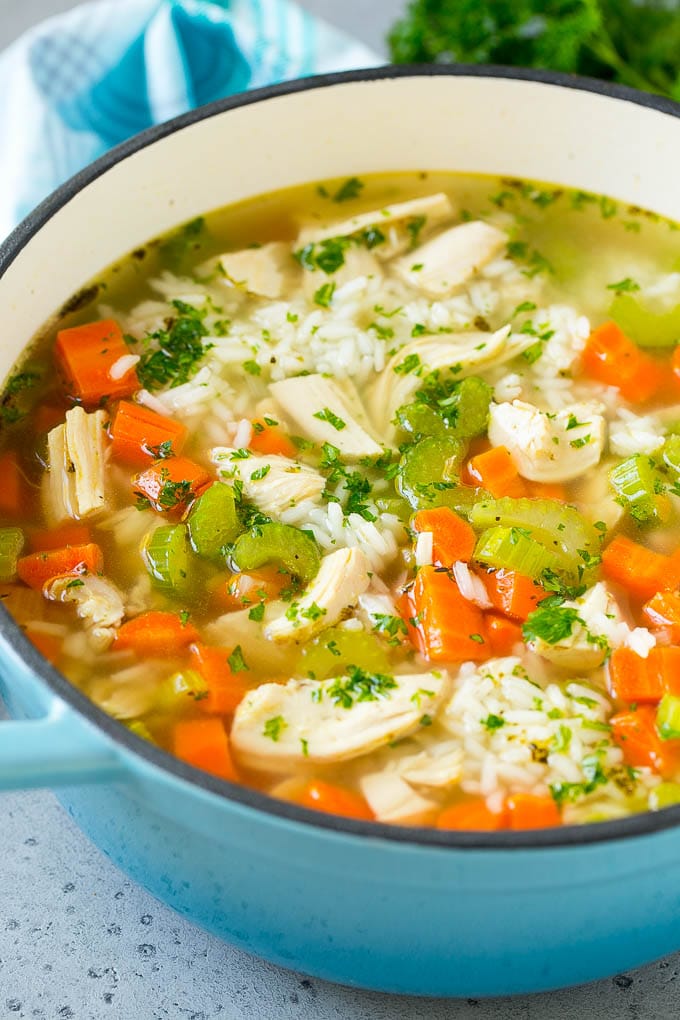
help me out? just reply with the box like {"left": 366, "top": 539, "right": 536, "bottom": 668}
{"left": 0, "top": 698, "right": 125, "bottom": 791}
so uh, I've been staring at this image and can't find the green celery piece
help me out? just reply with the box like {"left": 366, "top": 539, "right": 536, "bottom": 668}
{"left": 611, "top": 293, "right": 680, "bottom": 348}
{"left": 187, "top": 482, "right": 240, "bottom": 562}
{"left": 437, "top": 375, "right": 493, "bottom": 439}
{"left": 232, "top": 522, "right": 320, "bottom": 584}
{"left": 297, "top": 626, "right": 391, "bottom": 680}
{"left": 657, "top": 693, "right": 680, "bottom": 740}
{"left": 649, "top": 782, "right": 680, "bottom": 810}
{"left": 395, "top": 402, "right": 452, "bottom": 439}
{"left": 663, "top": 435, "right": 680, "bottom": 477}
{"left": 142, "top": 524, "right": 193, "bottom": 595}
{"left": 474, "top": 526, "right": 567, "bottom": 580}
{"left": 125, "top": 720, "right": 156, "bottom": 744}
{"left": 470, "top": 497, "right": 600, "bottom": 578}
{"left": 155, "top": 669, "right": 208, "bottom": 714}
{"left": 0, "top": 527, "right": 24, "bottom": 582}
{"left": 609, "top": 454, "right": 661, "bottom": 524}
{"left": 397, "top": 435, "right": 469, "bottom": 511}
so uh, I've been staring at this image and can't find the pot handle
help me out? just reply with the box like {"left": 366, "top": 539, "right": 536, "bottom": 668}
{"left": 0, "top": 697, "right": 125, "bottom": 791}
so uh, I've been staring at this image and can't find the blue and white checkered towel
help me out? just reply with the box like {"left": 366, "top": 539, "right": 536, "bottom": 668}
{"left": 0, "top": 0, "right": 379, "bottom": 238}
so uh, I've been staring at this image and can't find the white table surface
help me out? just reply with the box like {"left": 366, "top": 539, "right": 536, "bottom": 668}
{"left": 1, "top": 2, "right": 680, "bottom": 1017}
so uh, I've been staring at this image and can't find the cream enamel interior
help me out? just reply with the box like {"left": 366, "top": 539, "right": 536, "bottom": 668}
{"left": 1, "top": 73, "right": 679, "bottom": 386}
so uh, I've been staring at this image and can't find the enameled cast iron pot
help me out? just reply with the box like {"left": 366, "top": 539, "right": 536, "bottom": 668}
{"left": 2, "top": 67, "right": 680, "bottom": 998}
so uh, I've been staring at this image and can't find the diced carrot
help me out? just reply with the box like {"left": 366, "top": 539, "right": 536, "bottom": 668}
{"left": 25, "top": 627, "right": 63, "bottom": 665}
{"left": 582, "top": 321, "right": 662, "bottom": 403}
{"left": 607, "top": 645, "right": 680, "bottom": 703}
{"left": 249, "top": 418, "right": 297, "bottom": 459}
{"left": 54, "top": 319, "right": 139, "bottom": 407}
{"left": 188, "top": 643, "right": 250, "bottom": 715}
{"left": 506, "top": 793, "right": 561, "bottom": 830}
{"left": 0, "top": 452, "right": 27, "bottom": 519}
{"left": 411, "top": 507, "right": 476, "bottom": 566}
{"left": 673, "top": 346, "right": 680, "bottom": 385}
{"left": 214, "top": 567, "right": 292, "bottom": 612}
{"left": 486, "top": 613, "right": 523, "bottom": 656}
{"left": 109, "top": 400, "right": 187, "bottom": 467}
{"left": 643, "top": 591, "right": 680, "bottom": 642}
{"left": 133, "top": 456, "right": 211, "bottom": 513}
{"left": 28, "top": 523, "right": 92, "bottom": 552}
{"left": 465, "top": 445, "right": 528, "bottom": 498}
{"left": 408, "top": 565, "right": 489, "bottom": 663}
{"left": 114, "top": 611, "right": 199, "bottom": 656}
{"left": 173, "top": 717, "right": 237, "bottom": 781}
{"left": 482, "top": 568, "right": 545, "bottom": 621}
{"left": 528, "top": 481, "right": 568, "bottom": 502}
{"left": 17, "top": 543, "right": 103, "bottom": 590}
{"left": 611, "top": 705, "right": 680, "bottom": 776}
{"left": 437, "top": 798, "right": 506, "bottom": 831}
{"left": 296, "top": 779, "right": 374, "bottom": 821}
{"left": 602, "top": 535, "right": 680, "bottom": 601}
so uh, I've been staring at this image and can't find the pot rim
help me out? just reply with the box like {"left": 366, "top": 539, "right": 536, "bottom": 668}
{"left": 3, "top": 63, "right": 680, "bottom": 851}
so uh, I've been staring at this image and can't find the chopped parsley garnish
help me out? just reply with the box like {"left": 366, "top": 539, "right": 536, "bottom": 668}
{"left": 606, "top": 277, "right": 640, "bottom": 295}
{"left": 263, "top": 715, "right": 287, "bottom": 742}
{"left": 373, "top": 613, "right": 408, "bottom": 643}
{"left": 566, "top": 414, "right": 589, "bottom": 431}
{"left": 313, "top": 407, "right": 346, "bottom": 431}
{"left": 65, "top": 578, "right": 85, "bottom": 589}
{"left": 522, "top": 605, "right": 582, "bottom": 645}
{"left": 227, "top": 645, "right": 248, "bottom": 673}
{"left": 250, "top": 465, "right": 271, "bottom": 481}
{"left": 300, "top": 737, "right": 310, "bottom": 756}
{"left": 137, "top": 300, "right": 212, "bottom": 391}
{"left": 328, "top": 666, "right": 397, "bottom": 709}
{"left": 313, "top": 282, "right": 336, "bottom": 308}
{"left": 243, "top": 359, "right": 261, "bottom": 376}
{"left": 300, "top": 602, "right": 327, "bottom": 621}
{"left": 410, "top": 687, "right": 435, "bottom": 707}
{"left": 406, "top": 214, "right": 427, "bottom": 248}
{"left": 570, "top": 435, "right": 591, "bottom": 449}
{"left": 394, "top": 353, "right": 422, "bottom": 376}
{"left": 481, "top": 713, "right": 505, "bottom": 731}
{"left": 248, "top": 602, "right": 265, "bottom": 622}
{"left": 332, "top": 177, "right": 364, "bottom": 202}
{"left": 157, "top": 469, "right": 192, "bottom": 511}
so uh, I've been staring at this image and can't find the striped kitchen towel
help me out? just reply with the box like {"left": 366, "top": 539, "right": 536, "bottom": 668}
{"left": 0, "top": 0, "right": 380, "bottom": 238}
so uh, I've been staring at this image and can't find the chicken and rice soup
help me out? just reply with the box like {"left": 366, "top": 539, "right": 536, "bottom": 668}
{"left": 4, "top": 172, "right": 680, "bottom": 831}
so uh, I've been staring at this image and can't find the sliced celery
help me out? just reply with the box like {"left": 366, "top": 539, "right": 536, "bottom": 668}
{"left": 142, "top": 524, "right": 193, "bottom": 595}
{"left": 663, "top": 435, "right": 680, "bottom": 477}
{"left": 187, "top": 482, "right": 240, "bottom": 562}
{"left": 609, "top": 454, "right": 662, "bottom": 524}
{"left": 649, "top": 782, "right": 680, "bottom": 810}
{"left": 156, "top": 669, "right": 208, "bottom": 713}
{"left": 396, "top": 376, "right": 492, "bottom": 442}
{"left": 657, "top": 693, "right": 680, "bottom": 740}
{"left": 437, "top": 375, "right": 493, "bottom": 439}
{"left": 126, "top": 720, "right": 156, "bottom": 743}
{"left": 397, "top": 435, "right": 468, "bottom": 510}
{"left": 470, "top": 497, "right": 600, "bottom": 580}
{"left": 395, "top": 403, "right": 451, "bottom": 439}
{"left": 232, "top": 522, "right": 320, "bottom": 583}
{"left": 474, "top": 526, "right": 567, "bottom": 580}
{"left": 610, "top": 293, "right": 680, "bottom": 348}
{"left": 0, "top": 527, "right": 24, "bottom": 582}
{"left": 297, "top": 626, "right": 391, "bottom": 680}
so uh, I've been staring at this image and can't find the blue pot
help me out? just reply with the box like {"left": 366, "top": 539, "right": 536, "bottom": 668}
{"left": 3, "top": 67, "right": 680, "bottom": 998}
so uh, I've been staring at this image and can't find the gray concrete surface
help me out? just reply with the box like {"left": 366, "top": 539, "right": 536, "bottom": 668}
{"left": 1, "top": 1, "right": 679, "bottom": 1017}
